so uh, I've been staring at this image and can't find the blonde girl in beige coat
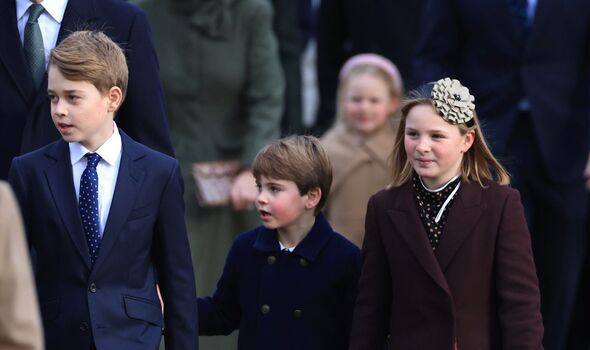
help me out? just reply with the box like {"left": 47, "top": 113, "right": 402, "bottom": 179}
{"left": 321, "top": 54, "right": 403, "bottom": 247}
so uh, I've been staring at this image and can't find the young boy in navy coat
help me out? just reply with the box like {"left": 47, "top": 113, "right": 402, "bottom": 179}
{"left": 198, "top": 135, "right": 361, "bottom": 349}
{"left": 8, "top": 31, "right": 198, "bottom": 350}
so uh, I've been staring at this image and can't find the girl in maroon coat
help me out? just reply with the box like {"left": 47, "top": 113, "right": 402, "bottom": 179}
{"left": 349, "top": 78, "right": 544, "bottom": 349}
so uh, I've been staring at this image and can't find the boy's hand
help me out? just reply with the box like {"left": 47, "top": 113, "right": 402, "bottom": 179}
{"left": 230, "top": 169, "right": 257, "bottom": 210}
{"left": 585, "top": 153, "right": 590, "bottom": 191}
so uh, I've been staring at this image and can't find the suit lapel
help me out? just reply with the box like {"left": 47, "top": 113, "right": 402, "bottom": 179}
{"left": 0, "top": 1, "right": 34, "bottom": 101}
{"left": 386, "top": 182, "right": 451, "bottom": 295}
{"left": 44, "top": 141, "right": 91, "bottom": 269}
{"left": 93, "top": 133, "right": 145, "bottom": 272}
{"left": 57, "top": 0, "right": 95, "bottom": 44}
{"left": 524, "top": 0, "right": 549, "bottom": 56}
{"left": 435, "top": 181, "right": 483, "bottom": 272}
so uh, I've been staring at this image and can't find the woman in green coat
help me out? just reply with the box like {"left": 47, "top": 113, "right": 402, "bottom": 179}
{"left": 136, "top": 0, "right": 284, "bottom": 348}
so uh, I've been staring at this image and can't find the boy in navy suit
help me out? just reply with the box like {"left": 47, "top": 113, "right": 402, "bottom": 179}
{"left": 8, "top": 31, "right": 198, "bottom": 350}
{"left": 198, "top": 135, "right": 361, "bottom": 349}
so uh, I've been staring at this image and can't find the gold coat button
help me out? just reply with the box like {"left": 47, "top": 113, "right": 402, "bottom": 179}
{"left": 299, "top": 258, "right": 308, "bottom": 267}
{"left": 267, "top": 255, "right": 276, "bottom": 265}
{"left": 261, "top": 304, "right": 271, "bottom": 314}
{"left": 293, "top": 309, "right": 302, "bottom": 318}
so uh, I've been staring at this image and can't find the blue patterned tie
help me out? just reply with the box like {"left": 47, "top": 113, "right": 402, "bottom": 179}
{"left": 79, "top": 153, "right": 102, "bottom": 265}
{"left": 23, "top": 3, "right": 46, "bottom": 88}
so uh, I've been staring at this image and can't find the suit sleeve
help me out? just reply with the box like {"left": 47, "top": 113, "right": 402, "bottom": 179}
{"left": 240, "top": 1, "right": 283, "bottom": 166}
{"left": 152, "top": 161, "right": 198, "bottom": 349}
{"left": 197, "top": 239, "right": 242, "bottom": 335}
{"left": 349, "top": 197, "right": 391, "bottom": 349}
{"left": 495, "top": 189, "right": 544, "bottom": 349}
{"left": 0, "top": 182, "right": 43, "bottom": 350}
{"left": 315, "top": 0, "right": 347, "bottom": 134}
{"left": 116, "top": 8, "right": 175, "bottom": 156}
{"left": 410, "top": 0, "right": 462, "bottom": 88}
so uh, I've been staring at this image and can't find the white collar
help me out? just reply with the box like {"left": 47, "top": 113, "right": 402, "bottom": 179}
{"left": 419, "top": 175, "right": 460, "bottom": 193}
{"left": 69, "top": 122, "right": 122, "bottom": 166}
{"left": 16, "top": 0, "right": 68, "bottom": 23}
{"left": 279, "top": 241, "right": 295, "bottom": 252}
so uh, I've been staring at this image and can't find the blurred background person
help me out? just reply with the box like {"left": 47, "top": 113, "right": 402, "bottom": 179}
{"left": 411, "top": 0, "right": 590, "bottom": 348}
{"left": 0, "top": 0, "right": 174, "bottom": 180}
{"left": 135, "top": 0, "right": 284, "bottom": 348}
{"left": 313, "top": 0, "right": 424, "bottom": 135}
{"left": 321, "top": 54, "right": 402, "bottom": 247}
{"left": 0, "top": 181, "right": 43, "bottom": 350}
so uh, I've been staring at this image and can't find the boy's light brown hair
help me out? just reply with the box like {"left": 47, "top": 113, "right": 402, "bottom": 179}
{"left": 49, "top": 30, "right": 128, "bottom": 103}
{"left": 252, "top": 135, "right": 333, "bottom": 215}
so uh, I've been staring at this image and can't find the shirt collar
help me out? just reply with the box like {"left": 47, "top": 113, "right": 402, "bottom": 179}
{"left": 253, "top": 212, "right": 333, "bottom": 262}
{"left": 69, "top": 122, "right": 122, "bottom": 166}
{"left": 16, "top": 0, "right": 68, "bottom": 23}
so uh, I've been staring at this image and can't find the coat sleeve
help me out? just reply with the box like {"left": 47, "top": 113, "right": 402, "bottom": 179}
{"left": 315, "top": 0, "right": 347, "bottom": 134}
{"left": 349, "top": 197, "right": 391, "bottom": 349}
{"left": 0, "top": 182, "right": 43, "bottom": 350}
{"left": 197, "top": 239, "right": 242, "bottom": 335}
{"left": 115, "top": 8, "right": 175, "bottom": 156}
{"left": 495, "top": 189, "right": 544, "bottom": 349}
{"left": 240, "top": 1, "right": 284, "bottom": 166}
{"left": 152, "top": 161, "right": 199, "bottom": 349}
{"left": 411, "top": 0, "right": 461, "bottom": 88}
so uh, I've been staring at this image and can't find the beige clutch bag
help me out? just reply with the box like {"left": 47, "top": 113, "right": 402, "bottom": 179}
{"left": 191, "top": 160, "right": 241, "bottom": 207}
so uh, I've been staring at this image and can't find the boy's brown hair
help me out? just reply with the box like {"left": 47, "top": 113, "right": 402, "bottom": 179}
{"left": 252, "top": 135, "right": 333, "bottom": 215}
{"left": 49, "top": 30, "right": 128, "bottom": 103}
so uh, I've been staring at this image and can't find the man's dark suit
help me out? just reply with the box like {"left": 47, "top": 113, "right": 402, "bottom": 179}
{"left": 8, "top": 131, "right": 197, "bottom": 350}
{"left": 0, "top": 0, "right": 174, "bottom": 180}
{"left": 314, "top": 0, "right": 424, "bottom": 134}
{"left": 412, "top": 0, "right": 590, "bottom": 348}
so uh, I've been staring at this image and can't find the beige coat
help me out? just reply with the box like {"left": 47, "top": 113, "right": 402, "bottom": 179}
{"left": 0, "top": 181, "right": 43, "bottom": 350}
{"left": 321, "top": 121, "right": 397, "bottom": 247}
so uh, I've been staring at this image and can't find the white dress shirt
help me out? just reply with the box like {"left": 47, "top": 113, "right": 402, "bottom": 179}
{"left": 70, "top": 123, "right": 122, "bottom": 239}
{"left": 16, "top": 0, "right": 69, "bottom": 68}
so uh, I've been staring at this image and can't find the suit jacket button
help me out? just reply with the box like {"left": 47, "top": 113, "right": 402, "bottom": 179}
{"left": 261, "top": 304, "right": 271, "bottom": 314}
{"left": 299, "top": 258, "right": 308, "bottom": 267}
{"left": 79, "top": 322, "right": 89, "bottom": 332}
{"left": 293, "top": 309, "right": 302, "bottom": 318}
{"left": 267, "top": 255, "right": 276, "bottom": 265}
{"left": 89, "top": 282, "right": 97, "bottom": 293}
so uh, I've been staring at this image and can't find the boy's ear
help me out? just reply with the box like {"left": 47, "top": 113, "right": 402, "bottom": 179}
{"left": 304, "top": 187, "right": 322, "bottom": 210}
{"left": 106, "top": 86, "right": 123, "bottom": 112}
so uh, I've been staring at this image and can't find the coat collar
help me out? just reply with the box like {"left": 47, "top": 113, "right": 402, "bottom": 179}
{"left": 326, "top": 121, "right": 396, "bottom": 193}
{"left": 43, "top": 130, "right": 146, "bottom": 272}
{"left": 253, "top": 212, "right": 333, "bottom": 262}
{"left": 385, "top": 179, "right": 483, "bottom": 295}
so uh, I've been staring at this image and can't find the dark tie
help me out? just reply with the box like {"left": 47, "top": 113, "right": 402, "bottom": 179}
{"left": 24, "top": 3, "right": 45, "bottom": 88}
{"left": 79, "top": 153, "right": 102, "bottom": 265}
{"left": 508, "top": 0, "right": 529, "bottom": 36}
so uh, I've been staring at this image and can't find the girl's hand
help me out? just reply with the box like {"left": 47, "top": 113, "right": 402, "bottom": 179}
{"left": 585, "top": 153, "right": 590, "bottom": 191}
{"left": 230, "top": 169, "right": 258, "bottom": 210}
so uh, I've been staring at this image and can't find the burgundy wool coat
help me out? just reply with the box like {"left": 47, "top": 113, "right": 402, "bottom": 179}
{"left": 349, "top": 179, "right": 544, "bottom": 349}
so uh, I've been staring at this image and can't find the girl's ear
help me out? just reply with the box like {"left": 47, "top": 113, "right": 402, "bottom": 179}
{"left": 106, "top": 86, "right": 123, "bottom": 112}
{"left": 305, "top": 187, "right": 322, "bottom": 210}
{"left": 461, "top": 129, "right": 476, "bottom": 153}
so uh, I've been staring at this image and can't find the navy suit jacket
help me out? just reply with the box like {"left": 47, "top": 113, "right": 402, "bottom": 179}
{"left": 412, "top": 0, "right": 590, "bottom": 181}
{"left": 198, "top": 213, "right": 361, "bottom": 350}
{"left": 0, "top": 0, "right": 173, "bottom": 180}
{"left": 8, "top": 131, "right": 197, "bottom": 350}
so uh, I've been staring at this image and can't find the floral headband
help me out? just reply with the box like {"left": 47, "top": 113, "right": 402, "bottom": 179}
{"left": 431, "top": 78, "right": 475, "bottom": 125}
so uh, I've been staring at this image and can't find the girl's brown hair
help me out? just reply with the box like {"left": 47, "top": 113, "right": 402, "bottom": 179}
{"left": 390, "top": 91, "right": 510, "bottom": 187}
